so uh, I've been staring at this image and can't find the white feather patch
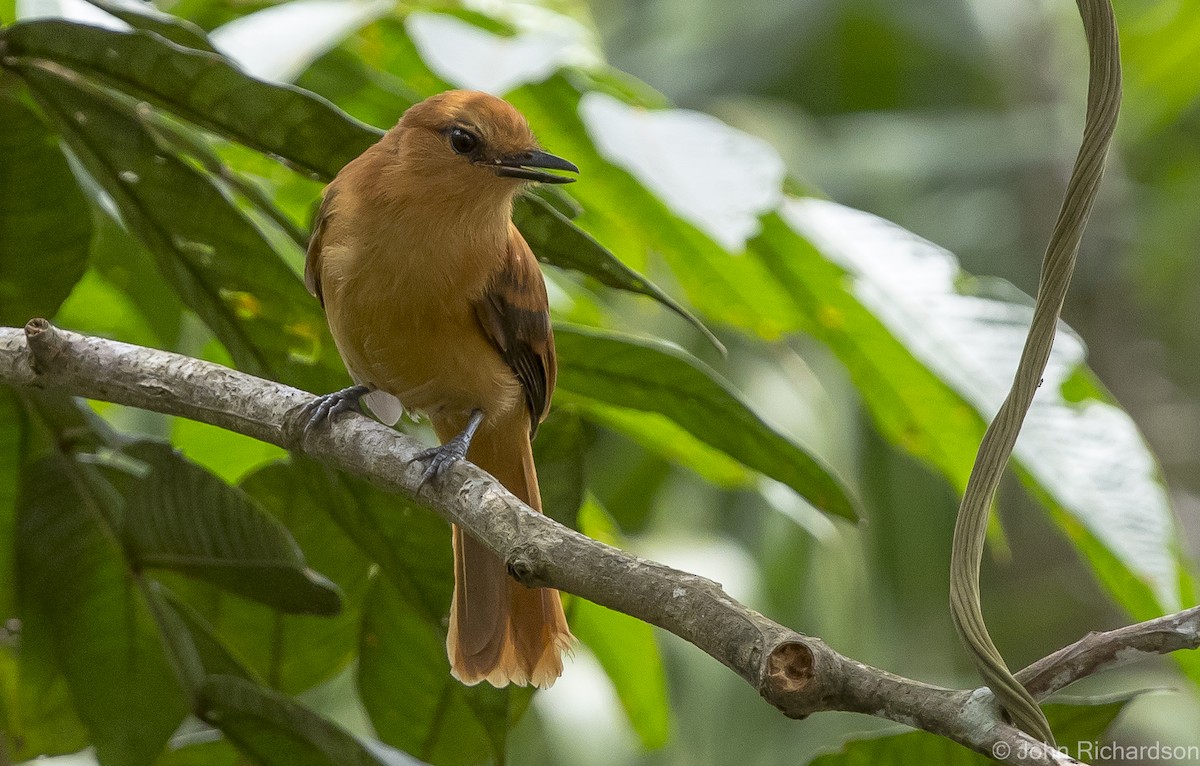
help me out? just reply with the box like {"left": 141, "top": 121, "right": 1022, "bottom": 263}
{"left": 362, "top": 389, "right": 404, "bottom": 426}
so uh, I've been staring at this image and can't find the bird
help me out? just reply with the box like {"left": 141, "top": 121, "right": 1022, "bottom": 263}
{"left": 301, "top": 90, "right": 577, "bottom": 688}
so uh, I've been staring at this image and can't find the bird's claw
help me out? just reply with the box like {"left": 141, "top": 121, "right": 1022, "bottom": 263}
{"left": 414, "top": 435, "right": 470, "bottom": 491}
{"left": 299, "top": 385, "right": 370, "bottom": 435}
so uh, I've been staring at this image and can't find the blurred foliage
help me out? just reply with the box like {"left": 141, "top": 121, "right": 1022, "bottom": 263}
{"left": 0, "top": 0, "right": 1198, "bottom": 765}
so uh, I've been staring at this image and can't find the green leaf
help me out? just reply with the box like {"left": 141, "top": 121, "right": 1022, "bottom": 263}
{"left": 358, "top": 576, "right": 530, "bottom": 766}
{"left": 15, "top": 455, "right": 186, "bottom": 766}
{"left": 296, "top": 466, "right": 452, "bottom": 621}
{"left": 185, "top": 460, "right": 371, "bottom": 693}
{"left": 504, "top": 76, "right": 801, "bottom": 341}
{"left": 572, "top": 499, "right": 671, "bottom": 750}
{"left": 1120, "top": 0, "right": 1200, "bottom": 139}
{"left": 0, "top": 86, "right": 91, "bottom": 326}
{"left": 771, "top": 200, "right": 1184, "bottom": 620}
{"left": 292, "top": 42, "right": 417, "bottom": 130}
{"left": 155, "top": 738, "right": 243, "bottom": 766}
{"left": 565, "top": 398, "right": 751, "bottom": 488}
{"left": 531, "top": 408, "right": 587, "bottom": 529}
{"left": 807, "top": 694, "right": 1134, "bottom": 766}
{"left": 199, "top": 674, "right": 426, "bottom": 766}
{"left": 171, "top": 417, "right": 289, "bottom": 486}
{"left": 15, "top": 60, "right": 348, "bottom": 392}
{"left": 207, "top": 0, "right": 393, "bottom": 84}
{"left": 0, "top": 389, "right": 22, "bottom": 623}
{"left": 513, "top": 194, "right": 723, "bottom": 354}
{"left": 0, "top": 20, "right": 380, "bottom": 178}
{"left": 119, "top": 441, "right": 342, "bottom": 616}
{"left": 87, "top": 209, "right": 184, "bottom": 348}
{"left": 53, "top": 270, "right": 168, "bottom": 350}
{"left": 81, "top": 0, "right": 217, "bottom": 52}
{"left": 0, "top": 20, "right": 719, "bottom": 333}
{"left": 3, "top": 630, "right": 91, "bottom": 761}
{"left": 142, "top": 579, "right": 262, "bottom": 702}
{"left": 290, "top": 466, "right": 531, "bottom": 766}
{"left": 554, "top": 324, "right": 858, "bottom": 520}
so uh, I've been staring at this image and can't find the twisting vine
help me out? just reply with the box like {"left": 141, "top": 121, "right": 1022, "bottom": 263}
{"left": 948, "top": 0, "right": 1122, "bottom": 745}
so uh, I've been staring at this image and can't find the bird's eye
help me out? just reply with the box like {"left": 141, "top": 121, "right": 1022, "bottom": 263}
{"left": 449, "top": 127, "right": 479, "bottom": 155}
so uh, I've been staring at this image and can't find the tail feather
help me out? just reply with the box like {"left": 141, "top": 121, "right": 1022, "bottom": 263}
{"left": 437, "top": 412, "right": 572, "bottom": 688}
{"left": 447, "top": 526, "right": 507, "bottom": 678}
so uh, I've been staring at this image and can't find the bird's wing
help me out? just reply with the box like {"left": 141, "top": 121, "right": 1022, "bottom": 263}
{"left": 304, "top": 186, "right": 338, "bottom": 306}
{"left": 473, "top": 224, "right": 557, "bottom": 436}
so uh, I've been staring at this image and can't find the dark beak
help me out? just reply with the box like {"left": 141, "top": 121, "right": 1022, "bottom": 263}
{"left": 492, "top": 150, "right": 579, "bottom": 184}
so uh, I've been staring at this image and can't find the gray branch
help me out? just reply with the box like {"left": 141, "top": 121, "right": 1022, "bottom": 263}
{"left": 2, "top": 320, "right": 1196, "bottom": 766}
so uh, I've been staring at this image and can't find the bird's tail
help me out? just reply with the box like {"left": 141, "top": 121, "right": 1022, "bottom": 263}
{"left": 436, "top": 412, "right": 572, "bottom": 688}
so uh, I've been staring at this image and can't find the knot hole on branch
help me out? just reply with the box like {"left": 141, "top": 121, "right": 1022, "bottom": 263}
{"left": 765, "top": 641, "right": 815, "bottom": 696}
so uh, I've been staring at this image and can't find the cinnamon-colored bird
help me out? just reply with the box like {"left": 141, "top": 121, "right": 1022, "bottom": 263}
{"left": 302, "top": 90, "right": 576, "bottom": 688}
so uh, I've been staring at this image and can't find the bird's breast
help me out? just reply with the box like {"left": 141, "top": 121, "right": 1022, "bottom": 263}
{"left": 319, "top": 208, "right": 520, "bottom": 419}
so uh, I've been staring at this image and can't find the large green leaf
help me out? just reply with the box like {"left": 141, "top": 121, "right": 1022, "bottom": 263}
{"left": 807, "top": 694, "right": 1135, "bottom": 766}
{"left": 146, "top": 550, "right": 412, "bottom": 766}
{"left": 157, "top": 460, "right": 371, "bottom": 694}
{"left": 513, "top": 194, "right": 722, "bottom": 352}
{"left": 15, "top": 456, "right": 186, "bottom": 766}
{"left": 554, "top": 324, "right": 857, "bottom": 520}
{"left": 3, "top": 613, "right": 91, "bottom": 761}
{"left": 86, "top": 209, "right": 184, "bottom": 348}
{"left": 155, "top": 739, "right": 243, "bottom": 766}
{"left": 295, "top": 464, "right": 451, "bottom": 621}
{"left": 358, "top": 576, "right": 530, "bottom": 766}
{"left": 506, "top": 75, "right": 801, "bottom": 340}
{"left": 199, "top": 674, "right": 426, "bottom": 766}
{"left": 15, "top": 60, "right": 348, "bottom": 392}
{"left": 572, "top": 499, "right": 670, "bottom": 750}
{"left": 0, "top": 86, "right": 91, "bottom": 326}
{"left": 171, "top": 416, "right": 289, "bottom": 486}
{"left": 0, "top": 20, "right": 378, "bottom": 178}
{"left": 771, "top": 200, "right": 1183, "bottom": 618}
{"left": 0, "top": 20, "right": 715, "bottom": 340}
{"left": 207, "top": 0, "right": 394, "bottom": 84}
{"left": 289, "top": 466, "right": 531, "bottom": 765}
{"left": 566, "top": 399, "right": 751, "bottom": 489}
{"left": 118, "top": 442, "right": 341, "bottom": 616}
{"left": 143, "top": 579, "right": 262, "bottom": 701}
{"left": 82, "top": 0, "right": 216, "bottom": 52}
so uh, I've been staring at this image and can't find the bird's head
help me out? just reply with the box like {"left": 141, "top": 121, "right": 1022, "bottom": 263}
{"left": 392, "top": 90, "right": 578, "bottom": 197}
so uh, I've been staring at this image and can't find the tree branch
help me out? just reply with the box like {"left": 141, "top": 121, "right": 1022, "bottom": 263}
{"left": 1, "top": 320, "right": 1195, "bottom": 765}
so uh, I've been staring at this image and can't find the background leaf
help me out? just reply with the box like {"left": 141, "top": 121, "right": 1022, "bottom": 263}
{"left": 555, "top": 324, "right": 857, "bottom": 520}
{"left": 1, "top": 20, "right": 379, "bottom": 177}
{"left": 150, "top": 459, "right": 374, "bottom": 695}
{"left": 807, "top": 694, "right": 1136, "bottom": 766}
{"left": 513, "top": 194, "right": 723, "bottom": 353}
{"left": 571, "top": 499, "right": 671, "bottom": 749}
{"left": 200, "top": 674, "right": 426, "bottom": 766}
{"left": 120, "top": 442, "right": 342, "bottom": 616}
{"left": 16, "top": 59, "right": 348, "bottom": 392}
{"left": 0, "top": 86, "right": 91, "bottom": 326}
{"left": 80, "top": 0, "right": 216, "bottom": 51}
{"left": 16, "top": 456, "right": 186, "bottom": 766}
{"left": 358, "top": 576, "right": 528, "bottom": 766}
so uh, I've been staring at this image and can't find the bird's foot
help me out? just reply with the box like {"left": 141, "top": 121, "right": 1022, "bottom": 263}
{"left": 414, "top": 437, "right": 470, "bottom": 488}
{"left": 413, "top": 409, "right": 485, "bottom": 491}
{"left": 300, "top": 385, "right": 370, "bottom": 435}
